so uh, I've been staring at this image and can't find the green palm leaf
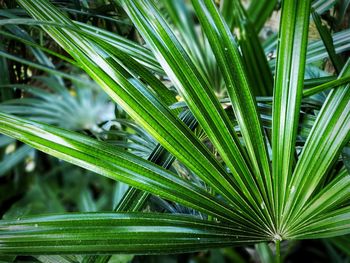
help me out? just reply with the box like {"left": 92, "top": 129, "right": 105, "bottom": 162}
{"left": 17, "top": 0, "right": 247, "bottom": 212}
{"left": 272, "top": 0, "right": 312, "bottom": 230}
{"left": 120, "top": 0, "right": 274, "bottom": 228}
{"left": 0, "top": 213, "right": 265, "bottom": 254}
{"left": 0, "top": 0, "right": 349, "bottom": 259}
{"left": 282, "top": 60, "right": 350, "bottom": 233}
{"left": 192, "top": 0, "right": 273, "bottom": 231}
{"left": 0, "top": 112, "right": 253, "bottom": 225}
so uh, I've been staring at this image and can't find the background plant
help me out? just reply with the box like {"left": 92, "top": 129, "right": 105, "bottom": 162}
{"left": 0, "top": 0, "right": 349, "bottom": 262}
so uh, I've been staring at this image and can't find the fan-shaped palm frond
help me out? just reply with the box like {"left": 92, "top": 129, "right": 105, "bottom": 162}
{"left": 0, "top": 0, "right": 349, "bottom": 262}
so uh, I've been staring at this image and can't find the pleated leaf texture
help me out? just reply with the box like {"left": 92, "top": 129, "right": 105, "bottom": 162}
{"left": 0, "top": 0, "right": 350, "bottom": 257}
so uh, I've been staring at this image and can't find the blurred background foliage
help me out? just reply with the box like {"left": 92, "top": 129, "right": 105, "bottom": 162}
{"left": 0, "top": 0, "right": 349, "bottom": 262}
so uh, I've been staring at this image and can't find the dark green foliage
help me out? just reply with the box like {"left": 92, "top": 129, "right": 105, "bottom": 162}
{"left": 0, "top": 0, "right": 349, "bottom": 262}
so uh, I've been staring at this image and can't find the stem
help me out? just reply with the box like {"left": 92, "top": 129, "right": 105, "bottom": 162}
{"left": 275, "top": 240, "right": 281, "bottom": 263}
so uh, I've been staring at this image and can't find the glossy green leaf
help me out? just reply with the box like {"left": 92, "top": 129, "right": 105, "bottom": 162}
{"left": 303, "top": 75, "right": 350, "bottom": 97}
{"left": 0, "top": 0, "right": 348, "bottom": 255}
{"left": 289, "top": 207, "right": 350, "bottom": 239}
{"left": 0, "top": 17, "right": 163, "bottom": 74}
{"left": 287, "top": 168, "right": 350, "bottom": 236}
{"left": 76, "top": 21, "right": 163, "bottom": 74}
{"left": 222, "top": 0, "right": 273, "bottom": 96}
{"left": 0, "top": 213, "right": 267, "bottom": 255}
{"left": 282, "top": 60, "right": 350, "bottom": 233}
{"left": 162, "top": 0, "right": 210, "bottom": 82}
{"left": 0, "top": 112, "right": 247, "bottom": 225}
{"left": 120, "top": 0, "right": 271, "bottom": 230}
{"left": 192, "top": 0, "right": 274, "bottom": 231}
{"left": 272, "top": 0, "right": 312, "bottom": 230}
{"left": 17, "top": 0, "right": 249, "bottom": 216}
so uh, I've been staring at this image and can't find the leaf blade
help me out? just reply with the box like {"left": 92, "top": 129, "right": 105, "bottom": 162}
{"left": 17, "top": 0, "right": 249, "bottom": 214}
{"left": 272, "top": 0, "right": 312, "bottom": 230}
{"left": 192, "top": 0, "right": 274, "bottom": 232}
{"left": 0, "top": 112, "right": 249, "bottom": 226}
{"left": 0, "top": 213, "right": 268, "bottom": 255}
{"left": 283, "top": 59, "right": 350, "bottom": 233}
